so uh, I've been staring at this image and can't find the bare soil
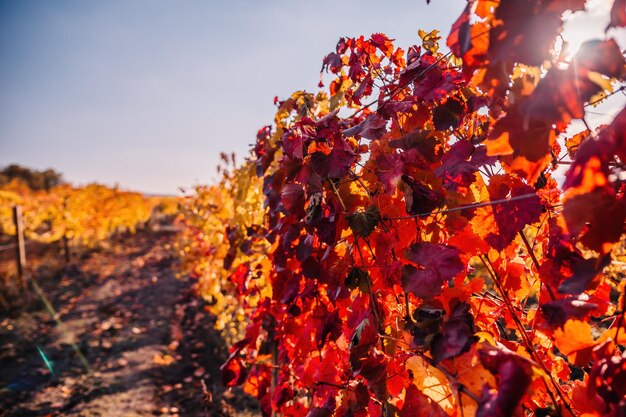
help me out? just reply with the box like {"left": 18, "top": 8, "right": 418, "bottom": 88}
{"left": 0, "top": 231, "right": 259, "bottom": 417}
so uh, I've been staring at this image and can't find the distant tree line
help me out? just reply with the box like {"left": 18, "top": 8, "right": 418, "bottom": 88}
{"left": 0, "top": 164, "right": 64, "bottom": 191}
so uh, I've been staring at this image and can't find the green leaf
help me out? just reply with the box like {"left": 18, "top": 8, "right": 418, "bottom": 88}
{"left": 345, "top": 267, "right": 371, "bottom": 291}
{"left": 346, "top": 205, "right": 381, "bottom": 238}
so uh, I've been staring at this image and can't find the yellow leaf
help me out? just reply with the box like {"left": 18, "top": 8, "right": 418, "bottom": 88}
{"left": 405, "top": 356, "right": 455, "bottom": 412}
{"left": 587, "top": 71, "right": 614, "bottom": 106}
{"left": 418, "top": 29, "right": 441, "bottom": 54}
{"left": 153, "top": 354, "right": 175, "bottom": 366}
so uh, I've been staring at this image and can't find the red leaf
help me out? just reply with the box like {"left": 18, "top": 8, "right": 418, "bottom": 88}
{"left": 477, "top": 346, "right": 534, "bottom": 417}
{"left": 608, "top": 0, "right": 626, "bottom": 29}
{"left": 487, "top": 0, "right": 585, "bottom": 67}
{"left": 283, "top": 122, "right": 316, "bottom": 160}
{"left": 305, "top": 396, "right": 336, "bottom": 417}
{"left": 473, "top": 175, "right": 542, "bottom": 251}
{"left": 322, "top": 52, "right": 343, "bottom": 73}
{"left": 400, "top": 175, "right": 444, "bottom": 215}
{"left": 562, "top": 189, "right": 626, "bottom": 254}
{"left": 343, "top": 113, "right": 387, "bottom": 140}
{"left": 374, "top": 151, "right": 404, "bottom": 194}
{"left": 370, "top": 33, "right": 394, "bottom": 58}
{"left": 435, "top": 140, "right": 496, "bottom": 190}
{"left": 411, "top": 55, "right": 464, "bottom": 102}
{"left": 402, "top": 243, "right": 464, "bottom": 298}
{"left": 388, "top": 129, "right": 438, "bottom": 161}
{"left": 431, "top": 301, "right": 477, "bottom": 363}
{"left": 350, "top": 316, "right": 378, "bottom": 349}
{"left": 558, "top": 255, "right": 611, "bottom": 295}
{"left": 589, "top": 350, "right": 626, "bottom": 410}
{"left": 352, "top": 74, "right": 373, "bottom": 105}
{"left": 447, "top": 3, "right": 472, "bottom": 57}
{"left": 280, "top": 183, "right": 305, "bottom": 217}
{"left": 432, "top": 96, "right": 466, "bottom": 131}
{"left": 254, "top": 126, "right": 276, "bottom": 176}
{"left": 358, "top": 349, "right": 389, "bottom": 396}
{"left": 400, "top": 385, "right": 447, "bottom": 417}
{"left": 309, "top": 137, "right": 356, "bottom": 178}
{"left": 316, "top": 310, "right": 342, "bottom": 349}
{"left": 538, "top": 217, "right": 584, "bottom": 291}
{"left": 487, "top": 108, "right": 555, "bottom": 162}
{"left": 574, "top": 39, "right": 626, "bottom": 78}
{"left": 540, "top": 295, "right": 599, "bottom": 328}
{"left": 221, "top": 356, "right": 246, "bottom": 387}
{"left": 522, "top": 40, "right": 626, "bottom": 131}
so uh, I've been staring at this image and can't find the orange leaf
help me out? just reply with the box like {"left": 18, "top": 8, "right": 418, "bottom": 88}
{"left": 553, "top": 320, "right": 596, "bottom": 366}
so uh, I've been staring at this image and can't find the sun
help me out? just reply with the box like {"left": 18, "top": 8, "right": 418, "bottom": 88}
{"left": 561, "top": 0, "right": 624, "bottom": 60}
{"left": 557, "top": 0, "right": 626, "bottom": 130}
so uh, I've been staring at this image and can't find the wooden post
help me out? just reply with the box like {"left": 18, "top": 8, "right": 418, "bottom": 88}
{"left": 63, "top": 234, "right": 71, "bottom": 263}
{"left": 13, "top": 205, "right": 28, "bottom": 297}
{"left": 62, "top": 196, "right": 71, "bottom": 263}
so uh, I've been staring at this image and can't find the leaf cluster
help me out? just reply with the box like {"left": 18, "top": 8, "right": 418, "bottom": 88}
{"left": 182, "top": 2, "right": 626, "bottom": 416}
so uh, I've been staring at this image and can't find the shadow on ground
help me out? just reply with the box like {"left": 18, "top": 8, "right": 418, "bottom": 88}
{"left": 0, "top": 231, "right": 259, "bottom": 417}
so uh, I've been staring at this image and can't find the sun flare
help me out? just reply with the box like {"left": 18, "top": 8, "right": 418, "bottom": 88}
{"left": 561, "top": 0, "right": 625, "bottom": 59}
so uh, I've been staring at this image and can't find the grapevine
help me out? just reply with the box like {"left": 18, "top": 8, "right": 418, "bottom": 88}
{"left": 177, "top": 154, "right": 268, "bottom": 345}
{"left": 0, "top": 179, "right": 155, "bottom": 247}
{"left": 180, "top": 2, "right": 626, "bottom": 416}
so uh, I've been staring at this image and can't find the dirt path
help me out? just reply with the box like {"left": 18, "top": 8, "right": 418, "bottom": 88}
{"left": 0, "top": 232, "right": 258, "bottom": 416}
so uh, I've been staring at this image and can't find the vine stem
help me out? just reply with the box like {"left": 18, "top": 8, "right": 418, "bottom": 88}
{"left": 344, "top": 25, "right": 496, "bottom": 119}
{"left": 585, "top": 84, "right": 626, "bottom": 107}
{"left": 613, "top": 287, "right": 626, "bottom": 356}
{"left": 329, "top": 179, "right": 347, "bottom": 211}
{"left": 348, "top": 51, "right": 453, "bottom": 119}
{"left": 479, "top": 254, "right": 576, "bottom": 416}
{"left": 387, "top": 193, "right": 540, "bottom": 220}
{"left": 417, "top": 352, "right": 481, "bottom": 405}
{"left": 271, "top": 341, "right": 278, "bottom": 417}
{"left": 315, "top": 380, "right": 348, "bottom": 390}
{"left": 349, "top": 170, "right": 372, "bottom": 197}
{"left": 519, "top": 229, "right": 556, "bottom": 301}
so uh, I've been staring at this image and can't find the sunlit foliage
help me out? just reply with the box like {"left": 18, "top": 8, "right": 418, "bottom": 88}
{"left": 181, "top": 2, "right": 626, "bottom": 416}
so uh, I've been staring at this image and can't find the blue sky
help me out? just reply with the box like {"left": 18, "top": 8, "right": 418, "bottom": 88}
{"left": 0, "top": 1, "right": 623, "bottom": 194}
{"left": 0, "top": 0, "right": 465, "bottom": 194}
